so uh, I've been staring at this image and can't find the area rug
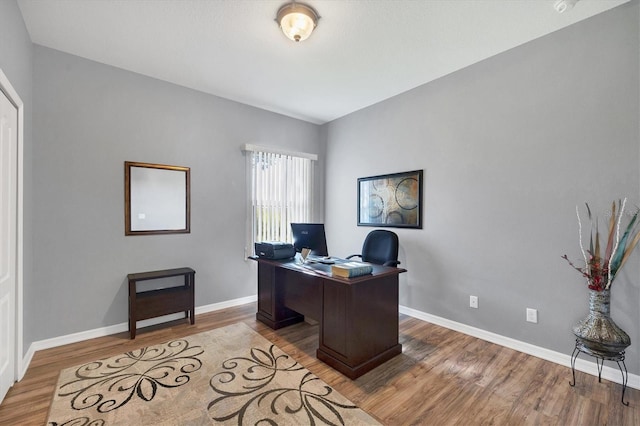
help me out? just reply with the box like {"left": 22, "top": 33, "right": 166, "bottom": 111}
{"left": 46, "top": 322, "right": 380, "bottom": 425}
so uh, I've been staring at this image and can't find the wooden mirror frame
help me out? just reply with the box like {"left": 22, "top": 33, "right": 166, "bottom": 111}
{"left": 124, "top": 161, "right": 191, "bottom": 236}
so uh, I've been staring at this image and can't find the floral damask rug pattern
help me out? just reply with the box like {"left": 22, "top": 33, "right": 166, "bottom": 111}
{"left": 47, "top": 323, "right": 380, "bottom": 425}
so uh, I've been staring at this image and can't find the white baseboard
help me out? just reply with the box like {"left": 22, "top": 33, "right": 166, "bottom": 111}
{"left": 19, "top": 297, "right": 637, "bottom": 393}
{"left": 399, "top": 305, "right": 640, "bottom": 390}
{"left": 20, "top": 295, "right": 257, "bottom": 379}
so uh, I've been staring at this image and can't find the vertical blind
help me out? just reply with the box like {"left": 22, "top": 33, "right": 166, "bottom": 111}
{"left": 249, "top": 150, "right": 314, "bottom": 245}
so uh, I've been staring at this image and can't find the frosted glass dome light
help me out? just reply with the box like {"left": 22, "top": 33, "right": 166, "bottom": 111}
{"left": 276, "top": 2, "right": 319, "bottom": 42}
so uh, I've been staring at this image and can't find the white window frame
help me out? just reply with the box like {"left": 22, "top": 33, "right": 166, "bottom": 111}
{"left": 243, "top": 144, "right": 317, "bottom": 257}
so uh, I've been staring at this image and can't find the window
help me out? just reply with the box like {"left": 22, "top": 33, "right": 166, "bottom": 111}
{"left": 243, "top": 144, "right": 317, "bottom": 256}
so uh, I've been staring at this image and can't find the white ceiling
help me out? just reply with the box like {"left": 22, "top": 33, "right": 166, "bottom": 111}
{"left": 17, "top": 0, "right": 628, "bottom": 124}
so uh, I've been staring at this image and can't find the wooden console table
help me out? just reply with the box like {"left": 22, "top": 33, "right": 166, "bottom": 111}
{"left": 252, "top": 257, "right": 406, "bottom": 379}
{"left": 128, "top": 267, "right": 195, "bottom": 339}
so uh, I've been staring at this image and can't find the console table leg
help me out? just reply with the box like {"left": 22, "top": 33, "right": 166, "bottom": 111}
{"left": 189, "top": 272, "right": 195, "bottom": 324}
{"left": 129, "top": 279, "right": 136, "bottom": 339}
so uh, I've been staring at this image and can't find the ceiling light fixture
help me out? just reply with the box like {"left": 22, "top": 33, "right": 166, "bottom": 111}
{"left": 554, "top": 0, "right": 579, "bottom": 13}
{"left": 276, "top": 2, "right": 319, "bottom": 42}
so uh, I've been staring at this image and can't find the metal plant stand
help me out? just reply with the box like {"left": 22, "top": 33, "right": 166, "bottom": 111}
{"left": 569, "top": 339, "right": 628, "bottom": 406}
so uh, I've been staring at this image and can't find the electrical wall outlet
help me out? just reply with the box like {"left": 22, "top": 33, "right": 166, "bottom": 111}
{"left": 469, "top": 295, "right": 478, "bottom": 309}
{"left": 526, "top": 308, "right": 538, "bottom": 323}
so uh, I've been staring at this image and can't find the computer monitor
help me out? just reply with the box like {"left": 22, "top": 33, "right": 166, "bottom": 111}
{"left": 290, "top": 223, "right": 329, "bottom": 256}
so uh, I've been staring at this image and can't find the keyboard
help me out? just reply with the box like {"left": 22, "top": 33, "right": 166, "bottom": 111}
{"left": 307, "top": 255, "right": 335, "bottom": 264}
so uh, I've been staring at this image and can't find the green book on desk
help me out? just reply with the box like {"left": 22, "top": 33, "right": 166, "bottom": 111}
{"left": 331, "top": 261, "right": 373, "bottom": 278}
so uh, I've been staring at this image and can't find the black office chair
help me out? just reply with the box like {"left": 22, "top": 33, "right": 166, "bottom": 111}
{"left": 347, "top": 230, "right": 401, "bottom": 267}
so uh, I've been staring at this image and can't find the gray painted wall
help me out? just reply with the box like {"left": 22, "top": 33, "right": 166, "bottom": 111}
{"left": 323, "top": 2, "right": 640, "bottom": 374}
{"left": 0, "top": 0, "right": 34, "bottom": 356}
{"left": 30, "top": 45, "right": 324, "bottom": 345}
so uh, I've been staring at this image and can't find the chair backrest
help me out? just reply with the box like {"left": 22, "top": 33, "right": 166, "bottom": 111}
{"left": 361, "top": 230, "right": 399, "bottom": 266}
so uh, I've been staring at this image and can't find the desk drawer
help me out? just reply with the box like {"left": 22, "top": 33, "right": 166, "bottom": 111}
{"left": 281, "top": 269, "right": 322, "bottom": 320}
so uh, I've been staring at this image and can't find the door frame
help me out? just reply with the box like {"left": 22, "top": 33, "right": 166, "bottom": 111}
{"left": 0, "top": 68, "right": 24, "bottom": 383}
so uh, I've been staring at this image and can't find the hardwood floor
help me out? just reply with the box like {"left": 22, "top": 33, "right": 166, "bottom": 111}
{"left": 1, "top": 303, "right": 637, "bottom": 425}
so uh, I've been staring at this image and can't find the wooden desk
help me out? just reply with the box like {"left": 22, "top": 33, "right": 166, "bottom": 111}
{"left": 253, "top": 257, "right": 406, "bottom": 379}
{"left": 128, "top": 267, "right": 195, "bottom": 339}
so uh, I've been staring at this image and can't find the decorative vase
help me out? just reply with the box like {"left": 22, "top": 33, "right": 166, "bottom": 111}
{"left": 573, "top": 289, "right": 631, "bottom": 355}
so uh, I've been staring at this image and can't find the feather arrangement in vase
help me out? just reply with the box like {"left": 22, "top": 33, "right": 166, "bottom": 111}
{"left": 562, "top": 198, "right": 640, "bottom": 291}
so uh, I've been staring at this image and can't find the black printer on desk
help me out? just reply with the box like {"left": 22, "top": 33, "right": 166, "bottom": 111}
{"left": 254, "top": 241, "right": 295, "bottom": 260}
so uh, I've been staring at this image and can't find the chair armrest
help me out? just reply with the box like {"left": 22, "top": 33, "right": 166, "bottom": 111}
{"left": 383, "top": 260, "right": 401, "bottom": 267}
{"left": 346, "top": 254, "right": 361, "bottom": 260}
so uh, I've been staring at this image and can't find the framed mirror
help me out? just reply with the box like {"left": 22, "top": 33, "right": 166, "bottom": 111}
{"left": 125, "top": 161, "right": 190, "bottom": 235}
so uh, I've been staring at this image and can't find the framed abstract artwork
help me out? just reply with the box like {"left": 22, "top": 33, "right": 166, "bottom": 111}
{"left": 357, "top": 170, "right": 423, "bottom": 229}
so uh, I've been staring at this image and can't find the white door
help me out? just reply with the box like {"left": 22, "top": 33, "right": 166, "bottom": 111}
{"left": 0, "top": 86, "right": 18, "bottom": 402}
